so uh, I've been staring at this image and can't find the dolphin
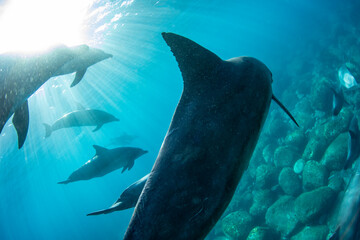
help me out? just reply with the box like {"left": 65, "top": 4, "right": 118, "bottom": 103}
{"left": 329, "top": 162, "right": 360, "bottom": 240}
{"left": 107, "top": 132, "right": 137, "bottom": 147}
{"left": 58, "top": 145, "right": 147, "bottom": 184}
{"left": 344, "top": 116, "right": 360, "bottom": 170}
{"left": 52, "top": 45, "right": 112, "bottom": 87}
{"left": 330, "top": 86, "right": 346, "bottom": 116}
{"left": 43, "top": 109, "right": 119, "bottom": 138}
{"left": 123, "top": 33, "right": 298, "bottom": 239}
{"left": 87, "top": 174, "right": 149, "bottom": 216}
{"left": 0, "top": 46, "right": 75, "bottom": 148}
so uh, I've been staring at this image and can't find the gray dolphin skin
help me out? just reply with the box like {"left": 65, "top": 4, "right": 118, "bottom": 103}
{"left": 329, "top": 163, "right": 360, "bottom": 240}
{"left": 0, "top": 46, "right": 76, "bottom": 148}
{"left": 58, "top": 145, "right": 147, "bottom": 184}
{"left": 52, "top": 45, "right": 112, "bottom": 87}
{"left": 123, "top": 33, "right": 298, "bottom": 239}
{"left": 87, "top": 174, "right": 149, "bottom": 216}
{"left": 344, "top": 116, "right": 360, "bottom": 169}
{"left": 43, "top": 109, "right": 119, "bottom": 138}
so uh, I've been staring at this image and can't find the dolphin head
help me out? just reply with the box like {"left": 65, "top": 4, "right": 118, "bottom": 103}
{"left": 103, "top": 113, "right": 119, "bottom": 123}
{"left": 89, "top": 48, "right": 113, "bottom": 63}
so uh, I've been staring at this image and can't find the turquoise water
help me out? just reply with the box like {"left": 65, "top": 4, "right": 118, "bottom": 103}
{"left": 0, "top": 0, "right": 358, "bottom": 239}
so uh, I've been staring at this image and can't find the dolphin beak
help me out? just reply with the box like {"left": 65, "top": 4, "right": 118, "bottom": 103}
{"left": 114, "top": 118, "right": 120, "bottom": 122}
{"left": 272, "top": 95, "right": 299, "bottom": 127}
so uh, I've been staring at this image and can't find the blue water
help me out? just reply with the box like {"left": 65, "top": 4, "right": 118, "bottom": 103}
{"left": 0, "top": 0, "right": 357, "bottom": 239}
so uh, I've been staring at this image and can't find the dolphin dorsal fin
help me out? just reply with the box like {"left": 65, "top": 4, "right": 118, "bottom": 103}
{"left": 93, "top": 145, "right": 108, "bottom": 155}
{"left": 162, "top": 32, "right": 222, "bottom": 91}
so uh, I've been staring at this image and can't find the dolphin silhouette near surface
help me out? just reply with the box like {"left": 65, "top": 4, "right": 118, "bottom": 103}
{"left": 58, "top": 145, "right": 148, "bottom": 184}
{"left": 0, "top": 46, "right": 75, "bottom": 148}
{"left": 43, "top": 109, "right": 119, "bottom": 138}
{"left": 87, "top": 174, "right": 149, "bottom": 216}
{"left": 123, "top": 33, "right": 298, "bottom": 239}
{"left": 52, "top": 45, "right": 112, "bottom": 87}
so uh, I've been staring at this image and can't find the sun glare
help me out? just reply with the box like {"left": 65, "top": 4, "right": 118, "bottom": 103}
{"left": 0, "top": 0, "right": 95, "bottom": 53}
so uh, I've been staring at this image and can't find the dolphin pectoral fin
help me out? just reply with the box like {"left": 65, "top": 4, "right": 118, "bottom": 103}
{"left": 87, "top": 205, "right": 118, "bottom": 216}
{"left": 12, "top": 100, "right": 29, "bottom": 149}
{"left": 272, "top": 95, "right": 299, "bottom": 127}
{"left": 161, "top": 32, "right": 222, "bottom": 88}
{"left": 70, "top": 68, "right": 87, "bottom": 87}
{"left": 92, "top": 124, "right": 103, "bottom": 132}
{"left": 93, "top": 145, "right": 109, "bottom": 155}
{"left": 127, "top": 160, "right": 135, "bottom": 171}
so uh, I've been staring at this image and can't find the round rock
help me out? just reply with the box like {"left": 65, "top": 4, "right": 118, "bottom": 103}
{"left": 222, "top": 210, "right": 254, "bottom": 240}
{"left": 279, "top": 167, "right": 302, "bottom": 196}
{"left": 302, "top": 160, "right": 329, "bottom": 191}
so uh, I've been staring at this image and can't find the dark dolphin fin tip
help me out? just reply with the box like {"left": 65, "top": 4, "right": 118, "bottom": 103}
{"left": 272, "top": 95, "right": 299, "bottom": 127}
{"left": 70, "top": 68, "right": 87, "bottom": 87}
{"left": 93, "top": 145, "right": 108, "bottom": 155}
{"left": 58, "top": 180, "right": 69, "bottom": 184}
{"left": 161, "top": 32, "right": 222, "bottom": 88}
{"left": 13, "top": 100, "right": 30, "bottom": 149}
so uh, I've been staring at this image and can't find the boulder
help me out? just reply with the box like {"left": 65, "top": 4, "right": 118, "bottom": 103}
{"left": 310, "top": 76, "right": 332, "bottom": 112}
{"left": 321, "top": 133, "right": 348, "bottom": 171}
{"left": 302, "top": 160, "right": 329, "bottom": 191}
{"left": 274, "top": 146, "right": 299, "bottom": 168}
{"left": 222, "top": 210, "right": 254, "bottom": 240}
{"left": 328, "top": 174, "right": 345, "bottom": 193}
{"left": 291, "top": 225, "right": 329, "bottom": 240}
{"left": 255, "top": 164, "right": 278, "bottom": 189}
{"left": 265, "top": 196, "right": 300, "bottom": 237}
{"left": 284, "top": 129, "right": 307, "bottom": 153}
{"left": 294, "top": 186, "right": 336, "bottom": 224}
{"left": 246, "top": 226, "right": 279, "bottom": 240}
{"left": 294, "top": 159, "right": 305, "bottom": 174}
{"left": 249, "top": 189, "right": 276, "bottom": 218}
{"left": 279, "top": 167, "right": 302, "bottom": 196}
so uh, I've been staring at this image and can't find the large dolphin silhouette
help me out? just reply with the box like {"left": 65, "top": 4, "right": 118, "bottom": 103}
{"left": 58, "top": 145, "right": 147, "bottom": 184}
{"left": 87, "top": 174, "right": 149, "bottom": 216}
{"left": 123, "top": 33, "right": 298, "bottom": 239}
{"left": 43, "top": 109, "right": 119, "bottom": 138}
{"left": 52, "top": 45, "right": 112, "bottom": 87}
{"left": 0, "top": 46, "right": 75, "bottom": 148}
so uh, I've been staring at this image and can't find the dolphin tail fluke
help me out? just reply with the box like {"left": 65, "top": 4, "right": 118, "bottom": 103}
{"left": 87, "top": 207, "right": 117, "bottom": 216}
{"left": 70, "top": 68, "right": 87, "bottom": 87}
{"left": 57, "top": 180, "right": 70, "bottom": 184}
{"left": 43, "top": 123, "right": 52, "bottom": 138}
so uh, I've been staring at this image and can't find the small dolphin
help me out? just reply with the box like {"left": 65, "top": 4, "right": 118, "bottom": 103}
{"left": 58, "top": 145, "right": 147, "bottom": 184}
{"left": 52, "top": 45, "right": 112, "bottom": 87}
{"left": 87, "top": 174, "right": 149, "bottom": 216}
{"left": 329, "top": 162, "right": 360, "bottom": 240}
{"left": 344, "top": 116, "right": 360, "bottom": 170}
{"left": 107, "top": 132, "right": 137, "bottom": 146}
{"left": 123, "top": 33, "right": 297, "bottom": 239}
{"left": 330, "top": 86, "right": 347, "bottom": 116}
{"left": 338, "top": 64, "right": 357, "bottom": 89}
{"left": 43, "top": 109, "right": 119, "bottom": 138}
{"left": 0, "top": 46, "right": 75, "bottom": 148}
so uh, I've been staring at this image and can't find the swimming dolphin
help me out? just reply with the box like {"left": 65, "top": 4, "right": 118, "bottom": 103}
{"left": 123, "top": 32, "right": 298, "bottom": 239}
{"left": 43, "top": 109, "right": 119, "bottom": 138}
{"left": 52, "top": 45, "right": 112, "bottom": 87}
{"left": 87, "top": 174, "right": 149, "bottom": 216}
{"left": 330, "top": 86, "right": 346, "bottom": 116}
{"left": 58, "top": 145, "right": 147, "bottom": 184}
{"left": 0, "top": 46, "right": 75, "bottom": 148}
{"left": 329, "top": 162, "right": 360, "bottom": 240}
{"left": 344, "top": 116, "right": 360, "bottom": 170}
{"left": 106, "top": 132, "right": 137, "bottom": 147}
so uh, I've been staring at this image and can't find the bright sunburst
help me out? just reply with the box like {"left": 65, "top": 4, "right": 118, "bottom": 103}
{"left": 0, "top": 0, "right": 95, "bottom": 53}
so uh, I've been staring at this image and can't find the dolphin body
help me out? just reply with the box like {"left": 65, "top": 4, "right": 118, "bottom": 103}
{"left": 87, "top": 174, "right": 149, "bottom": 216}
{"left": 330, "top": 86, "right": 346, "bottom": 116}
{"left": 344, "top": 116, "right": 360, "bottom": 170}
{"left": 123, "top": 33, "right": 297, "bottom": 239}
{"left": 0, "top": 46, "right": 76, "bottom": 148}
{"left": 43, "top": 109, "right": 119, "bottom": 138}
{"left": 52, "top": 45, "right": 112, "bottom": 87}
{"left": 58, "top": 145, "right": 147, "bottom": 184}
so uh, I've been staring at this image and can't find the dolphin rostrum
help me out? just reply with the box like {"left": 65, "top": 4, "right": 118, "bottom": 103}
{"left": 123, "top": 33, "right": 298, "bottom": 239}
{"left": 52, "top": 45, "right": 112, "bottom": 87}
{"left": 58, "top": 145, "right": 147, "bottom": 184}
{"left": 344, "top": 116, "right": 360, "bottom": 170}
{"left": 0, "top": 46, "right": 75, "bottom": 148}
{"left": 87, "top": 174, "right": 149, "bottom": 216}
{"left": 43, "top": 109, "right": 119, "bottom": 138}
